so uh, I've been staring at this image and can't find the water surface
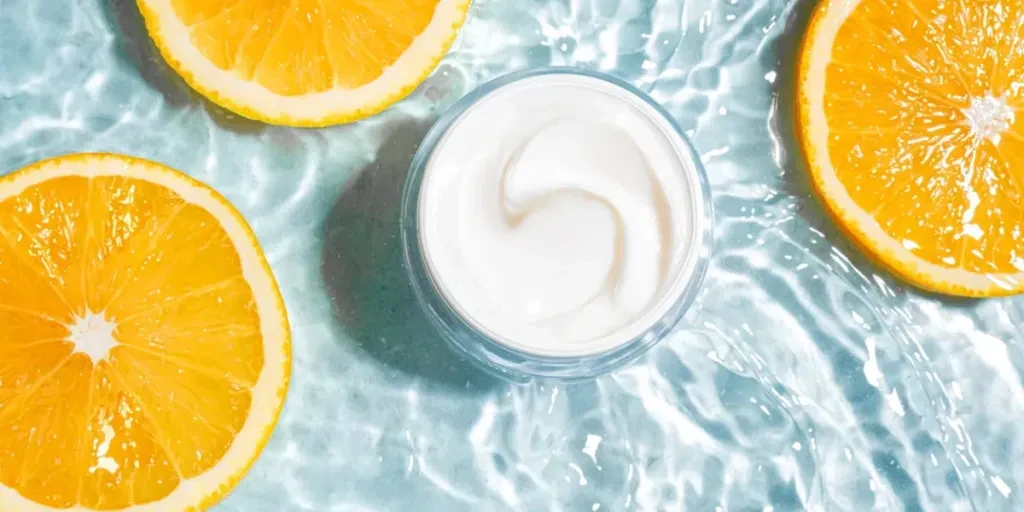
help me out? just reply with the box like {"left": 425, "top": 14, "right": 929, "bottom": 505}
{"left": 1, "top": 0, "right": 1020, "bottom": 510}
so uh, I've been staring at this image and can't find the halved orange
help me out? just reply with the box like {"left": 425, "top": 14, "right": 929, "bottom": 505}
{"left": 0, "top": 154, "right": 290, "bottom": 510}
{"left": 798, "top": 0, "right": 1024, "bottom": 296}
{"left": 137, "top": 0, "right": 474, "bottom": 126}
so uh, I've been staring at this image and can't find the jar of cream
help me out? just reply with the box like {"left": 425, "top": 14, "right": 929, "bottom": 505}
{"left": 401, "top": 68, "right": 712, "bottom": 380}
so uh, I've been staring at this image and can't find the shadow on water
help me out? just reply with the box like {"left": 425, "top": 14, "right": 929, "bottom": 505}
{"left": 767, "top": 1, "right": 888, "bottom": 276}
{"left": 766, "top": 0, "right": 857, "bottom": 252}
{"left": 102, "top": 0, "right": 267, "bottom": 135}
{"left": 766, "top": 0, "right": 816, "bottom": 204}
{"left": 106, "top": 0, "right": 497, "bottom": 389}
{"left": 319, "top": 114, "right": 502, "bottom": 393}
{"left": 765, "top": 1, "right": 866, "bottom": 281}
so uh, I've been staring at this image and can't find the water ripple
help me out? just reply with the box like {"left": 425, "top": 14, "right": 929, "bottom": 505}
{"left": 1, "top": 0, "right": 1022, "bottom": 510}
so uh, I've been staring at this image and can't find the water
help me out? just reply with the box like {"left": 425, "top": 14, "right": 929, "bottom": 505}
{"left": 1, "top": 0, "right": 1021, "bottom": 510}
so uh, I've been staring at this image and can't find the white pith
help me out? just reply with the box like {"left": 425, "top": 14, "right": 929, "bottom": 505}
{"left": 68, "top": 311, "right": 118, "bottom": 362}
{"left": 962, "top": 94, "right": 1015, "bottom": 145}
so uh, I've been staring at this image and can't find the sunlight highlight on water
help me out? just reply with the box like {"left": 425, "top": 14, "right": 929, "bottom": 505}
{"left": 1, "top": 0, "right": 1021, "bottom": 510}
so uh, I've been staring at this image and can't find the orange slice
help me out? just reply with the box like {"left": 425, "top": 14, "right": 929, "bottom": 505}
{"left": 0, "top": 154, "right": 290, "bottom": 510}
{"left": 798, "top": 0, "right": 1024, "bottom": 297}
{"left": 137, "top": 0, "right": 473, "bottom": 127}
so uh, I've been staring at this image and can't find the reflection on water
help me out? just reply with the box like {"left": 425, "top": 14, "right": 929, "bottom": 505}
{"left": 1, "top": 0, "right": 1021, "bottom": 510}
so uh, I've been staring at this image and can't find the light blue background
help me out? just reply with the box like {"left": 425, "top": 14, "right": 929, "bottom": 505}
{"left": 0, "top": 0, "right": 1018, "bottom": 510}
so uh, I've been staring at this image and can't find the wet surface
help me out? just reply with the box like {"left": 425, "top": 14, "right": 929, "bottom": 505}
{"left": 1, "top": 0, "right": 1021, "bottom": 510}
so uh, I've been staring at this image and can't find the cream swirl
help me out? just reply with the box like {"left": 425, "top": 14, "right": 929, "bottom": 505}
{"left": 418, "top": 73, "right": 702, "bottom": 357}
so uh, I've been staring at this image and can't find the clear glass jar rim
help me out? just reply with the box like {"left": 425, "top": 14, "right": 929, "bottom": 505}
{"left": 400, "top": 66, "right": 715, "bottom": 380}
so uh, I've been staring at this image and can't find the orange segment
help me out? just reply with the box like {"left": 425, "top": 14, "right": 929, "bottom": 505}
{"left": 183, "top": 1, "right": 294, "bottom": 86}
{"left": 182, "top": 0, "right": 441, "bottom": 92}
{"left": 110, "top": 348, "right": 252, "bottom": 478}
{"left": 798, "top": 0, "right": 1024, "bottom": 296}
{"left": 115, "top": 281, "right": 265, "bottom": 388}
{"left": 0, "top": 184, "right": 84, "bottom": 323}
{"left": 139, "top": 0, "right": 473, "bottom": 125}
{"left": 78, "top": 362, "right": 181, "bottom": 509}
{"left": 0, "top": 308, "right": 70, "bottom": 346}
{"left": 0, "top": 355, "right": 91, "bottom": 508}
{"left": 104, "top": 203, "right": 247, "bottom": 318}
{"left": 0, "top": 153, "right": 290, "bottom": 511}
{"left": 82, "top": 176, "right": 190, "bottom": 312}
{"left": 0, "top": 336, "right": 73, "bottom": 421}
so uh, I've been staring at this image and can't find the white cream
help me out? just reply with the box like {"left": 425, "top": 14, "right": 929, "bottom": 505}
{"left": 418, "top": 73, "right": 705, "bottom": 357}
